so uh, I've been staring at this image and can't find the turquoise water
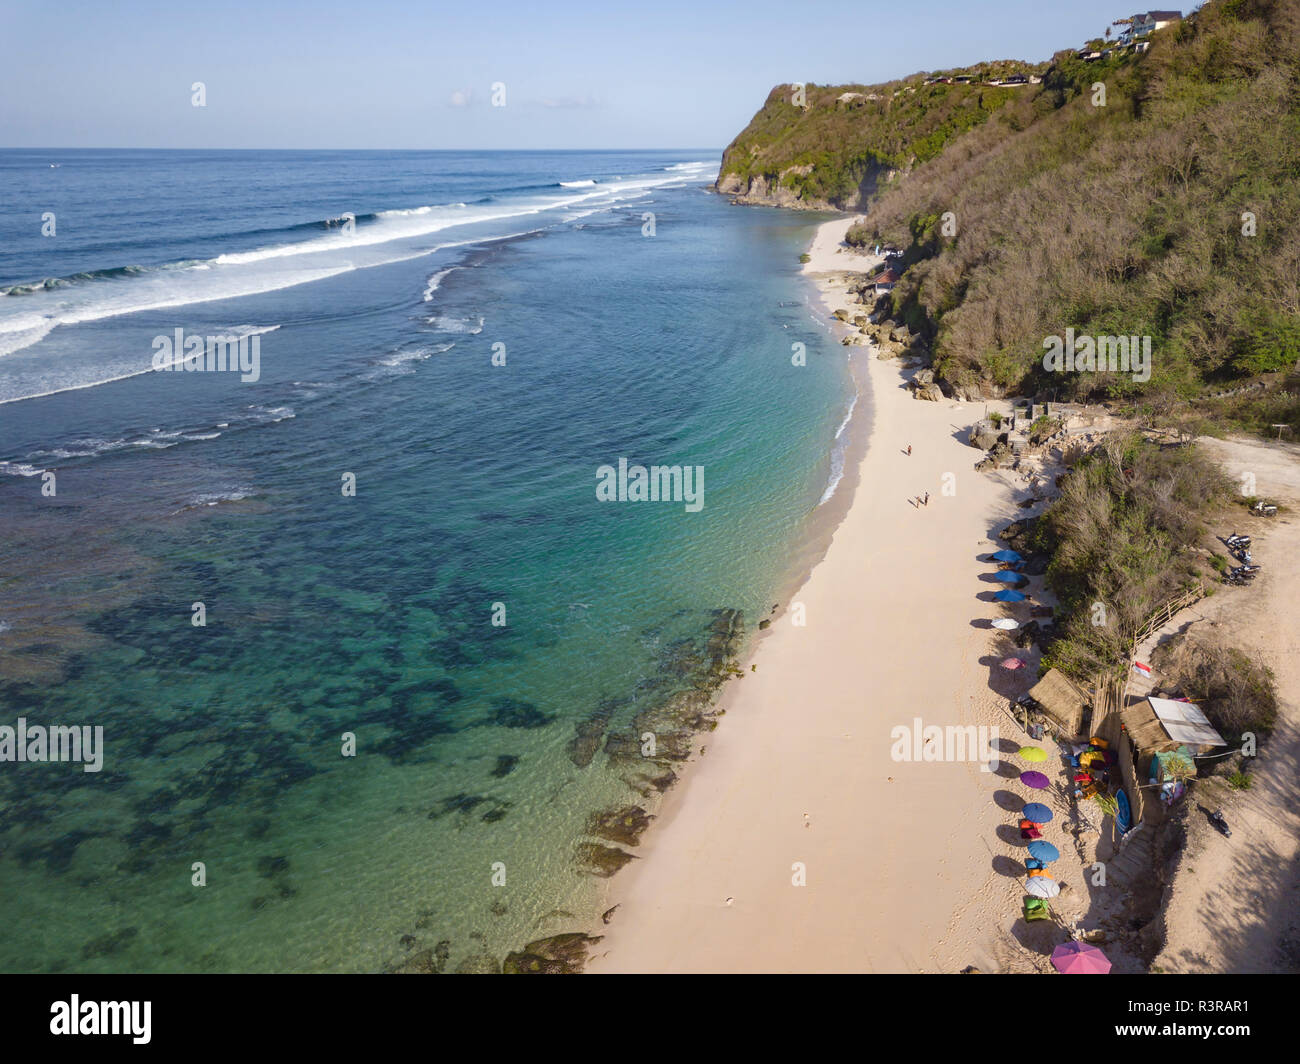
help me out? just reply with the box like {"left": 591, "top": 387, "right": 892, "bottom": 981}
{"left": 0, "top": 150, "right": 851, "bottom": 972}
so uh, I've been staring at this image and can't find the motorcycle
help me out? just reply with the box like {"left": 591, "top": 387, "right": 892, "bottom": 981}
{"left": 1226, "top": 533, "right": 1251, "bottom": 548}
{"left": 1230, "top": 547, "right": 1252, "bottom": 564}
{"left": 1251, "top": 501, "right": 1277, "bottom": 517}
{"left": 1209, "top": 809, "right": 1231, "bottom": 838}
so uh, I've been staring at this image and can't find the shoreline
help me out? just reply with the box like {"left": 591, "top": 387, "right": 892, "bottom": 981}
{"left": 587, "top": 215, "right": 1033, "bottom": 973}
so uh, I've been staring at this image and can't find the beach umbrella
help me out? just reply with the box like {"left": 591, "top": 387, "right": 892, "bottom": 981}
{"left": 1001, "top": 657, "right": 1028, "bottom": 670}
{"left": 993, "top": 571, "right": 1028, "bottom": 585}
{"left": 1020, "top": 770, "right": 1050, "bottom": 789}
{"left": 1024, "top": 876, "right": 1060, "bottom": 898}
{"left": 1022, "top": 802, "right": 1053, "bottom": 823}
{"left": 1018, "top": 746, "right": 1047, "bottom": 763}
{"left": 1051, "top": 941, "right": 1111, "bottom": 975}
{"left": 1028, "top": 840, "right": 1060, "bottom": 863}
{"left": 992, "top": 618, "right": 1020, "bottom": 630}
{"left": 994, "top": 589, "right": 1027, "bottom": 602}
{"left": 991, "top": 549, "right": 1023, "bottom": 563}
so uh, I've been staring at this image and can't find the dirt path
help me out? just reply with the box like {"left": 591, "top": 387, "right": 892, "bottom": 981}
{"left": 1151, "top": 435, "right": 1300, "bottom": 973}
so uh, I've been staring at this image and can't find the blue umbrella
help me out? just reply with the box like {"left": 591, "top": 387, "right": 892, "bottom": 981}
{"left": 994, "top": 589, "right": 1027, "bottom": 602}
{"left": 1027, "top": 840, "right": 1060, "bottom": 863}
{"left": 994, "top": 571, "right": 1028, "bottom": 585}
{"left": 1022, "top": 802, "right": 1054, "bottom": 824}
{"left": 991, "top": 549, "right": 1022, "bottom": 562}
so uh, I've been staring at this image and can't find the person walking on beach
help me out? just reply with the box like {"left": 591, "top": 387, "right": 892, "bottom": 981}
{"left": 923, "top": 492, "right": 930, "bottom": 507}
{"left": 907, "top": 444, "right": 912, "bottom": 456}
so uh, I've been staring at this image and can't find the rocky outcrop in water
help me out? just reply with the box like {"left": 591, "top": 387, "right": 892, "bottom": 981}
{"left": 502, "top": 932, "right": 603, "bottom": 974}
{"left": 575, "top": 842, "right": 638, "bottom": 878}
{"left": 567, "top": 702, "right": 615, "bottom": 768}
{"left": 586, "top": 805, "right": 654, "bottom": 847}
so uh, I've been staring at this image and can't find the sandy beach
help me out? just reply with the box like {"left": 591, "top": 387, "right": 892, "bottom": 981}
{"left": 588, "top": 217, "right": 1042, "bottom": 973}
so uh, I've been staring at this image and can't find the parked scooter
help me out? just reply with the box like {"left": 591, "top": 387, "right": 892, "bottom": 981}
{"left": 1226, "top": 532, "right": 1251, "bottom": 549}
{"left": 1251, "top": 501, "right": 1278, "bottom": 517}
{"left": 1230, "top": 546, "right": 1252, "bottom": 563}
{"left": 1209, "top": 809, "right": 1232, "bottom": 838}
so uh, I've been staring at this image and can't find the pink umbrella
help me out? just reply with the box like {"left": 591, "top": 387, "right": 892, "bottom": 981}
{"left": 1020, "top": 770, "right": 1050, "bottom": 789}
{"left": 1051, "top": 941, "right": 1111, "bottom": 974}
{"left": 1001, "top": 657, "right": 1027, "bottom": 670}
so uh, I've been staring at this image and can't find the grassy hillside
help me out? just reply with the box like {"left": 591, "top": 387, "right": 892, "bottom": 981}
{"left": 716, "top": 75, "right": 1043, "bottom": 208}
{"left": 722, "top": 0, "right": 1300, "bottom": 433}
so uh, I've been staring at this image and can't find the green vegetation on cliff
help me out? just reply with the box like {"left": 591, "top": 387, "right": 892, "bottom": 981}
{"left": 722, "top": 0, "right": 1300, "bottom": 433}
{"left": 717, "top": 77, "right": 1038, "bottom": 208}
{"left": 1029, "top": 433, "right": 1231, "bottom": 679}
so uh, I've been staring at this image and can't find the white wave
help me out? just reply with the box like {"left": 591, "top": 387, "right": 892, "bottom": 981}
{"left": 426, "top": 314, "right": 484, "bottom": 334}
{"left": 0, "top": 316, "right": 58, "bottom": 358}
{"left": 377, "top": 204, "right": 465, "bottom": 217}
{"left": 0, "top": 163, "right": 718, "bottom": 372}
{"left": 0, "top": 363, "right": 164, "bottom": 406}
{"left": 560, "top": 179, "right": 596, "bottom": 188}
{"left": 30, "top": 428, "right": 199, "bottom": 460}
{"left": 191, "top": 489, "right": 254, "bottom": 506}
{"left": 423, "top": 267, "right": 462, "bottom": 301}
{"left": 818, "top": 389, "right": 860, "bottom": 506}
{"left": 0, "top": 461, "right": 45, "bottom": 477}
{"left": 0, "top": 620, "right": 11, "bottom": 633}
{"left": 247, "top": 405, "right": 295, "bottom": 423}
{"left": 374, "top": 342, "right": 455, "bottom": 368}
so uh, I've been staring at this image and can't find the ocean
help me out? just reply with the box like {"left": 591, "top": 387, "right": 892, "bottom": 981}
{"left": 0, "top": 148, "right": 854, "bottom": 972}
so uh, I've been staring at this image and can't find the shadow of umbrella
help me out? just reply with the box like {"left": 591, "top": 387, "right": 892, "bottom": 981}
{"left": 995, "top": 824, "right": 1029, "bottom": 847}
{"left": 992, "top": 854, "right": 1024, "bottom": 878}
{"left": 1011, "top": 917, "right": 1064, "bottom": 956}
{"left": 993, "top": 789, "right": 1025, "bottom": 812}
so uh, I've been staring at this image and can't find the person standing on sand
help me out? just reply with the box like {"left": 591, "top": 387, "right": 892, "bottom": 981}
{"left": 907, "top": 445, "right": 912, "bottom": 456}
{"left": 924, "top": 492, "right": 930, "bottom": 507}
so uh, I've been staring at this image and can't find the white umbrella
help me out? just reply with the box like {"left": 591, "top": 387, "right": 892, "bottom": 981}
{"left": 1025, "top": 876, "right": 1060, "bottom": 898}
{"left": 992, "top": 618, "right": 1019, "bottom": 630}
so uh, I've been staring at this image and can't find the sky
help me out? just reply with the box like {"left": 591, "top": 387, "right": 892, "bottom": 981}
{"left": 0, "top": 0, "right": 1176, "bottom": 150}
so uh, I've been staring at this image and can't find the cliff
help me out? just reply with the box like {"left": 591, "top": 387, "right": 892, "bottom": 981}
{"left": 717, "top": 0, "right": 1300, "bottom": 434}
{"left": 715, "top": 69, "right": 1043, "bottom": 210}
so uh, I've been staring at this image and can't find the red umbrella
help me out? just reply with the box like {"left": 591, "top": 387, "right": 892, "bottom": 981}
{"left": 1001, "top": 657, "right": 1027, "bottom": 670}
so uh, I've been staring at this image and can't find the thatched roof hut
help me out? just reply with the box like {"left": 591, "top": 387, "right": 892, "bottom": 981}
{"left": 1026, "top": 669, "right": 1089, "bottom": 737}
